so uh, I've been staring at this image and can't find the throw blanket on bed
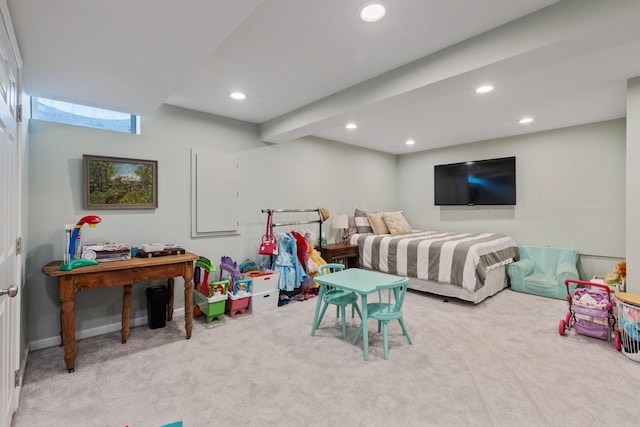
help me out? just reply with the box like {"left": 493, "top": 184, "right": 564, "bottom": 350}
{"left": 350, "top": 231, "right": 519, "bottom": 292}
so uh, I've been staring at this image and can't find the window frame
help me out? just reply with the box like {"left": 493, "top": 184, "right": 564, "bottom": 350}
{"left": 30, "top": 96, "right": 140, "bottom": 134}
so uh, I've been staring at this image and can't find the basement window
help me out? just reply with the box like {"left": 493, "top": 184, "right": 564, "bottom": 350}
{"left": 30, "top": 97, "right": 140, "bottom": 134}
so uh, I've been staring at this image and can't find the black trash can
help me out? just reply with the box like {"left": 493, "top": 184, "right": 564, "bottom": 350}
{"left": 146, "top": 285, "right": 169, "bottom": 329}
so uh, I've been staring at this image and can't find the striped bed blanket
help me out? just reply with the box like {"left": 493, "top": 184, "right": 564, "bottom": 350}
{"left": 349, "top": 231, "right": 519, "bottom": 292}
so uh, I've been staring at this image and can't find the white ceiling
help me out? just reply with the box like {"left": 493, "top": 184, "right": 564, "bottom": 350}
{"left": 8, "top": 0, "right": 640, "bottom": 154}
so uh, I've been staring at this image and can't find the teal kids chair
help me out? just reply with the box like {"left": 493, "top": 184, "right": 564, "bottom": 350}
{"left": 352, "top": 278, "right": 412, "bottom": 360}
{"left": 315, "top": 263, "right": 362, "bottom": 339}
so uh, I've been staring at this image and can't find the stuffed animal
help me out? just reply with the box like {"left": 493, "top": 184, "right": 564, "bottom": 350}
{"left": 604, "top": 272, "right": 620, "bottom": 286}
{"left": 614, "top": 261, "right": 626, "bottom": 279}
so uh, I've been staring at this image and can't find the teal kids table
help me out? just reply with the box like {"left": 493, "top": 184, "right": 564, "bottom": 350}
{"left": 312, "top": 268, "right": 408, "bottom": 361}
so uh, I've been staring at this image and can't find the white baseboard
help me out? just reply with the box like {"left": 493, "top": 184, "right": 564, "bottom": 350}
{"left": 15, "top": 343, "right": 29, "bottom": 409}
{"left": 28, "top": 307, "right": 185, "bottom": 351}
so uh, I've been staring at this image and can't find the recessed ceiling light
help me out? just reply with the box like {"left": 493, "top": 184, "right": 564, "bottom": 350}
{"left": 230, "top": 92, "right": 246, "bottom": 100}
{"left": 360, "top": 3, "right": 386, "bottom": 22}
{"left": 405, "top": 139, "right": 415, "bottom": 146}
{"left": 346, "top": 123, "right": 358, "bottom": 130}
{"left": 475, "top": 85, "right": 494, "bottom": 94}
{"left": 519, "top": 117, "right": 534, "bottom": 124}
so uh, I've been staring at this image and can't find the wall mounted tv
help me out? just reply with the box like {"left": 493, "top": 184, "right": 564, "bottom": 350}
{"left": 434, "top": 156, "right": 516, "bottom": 206}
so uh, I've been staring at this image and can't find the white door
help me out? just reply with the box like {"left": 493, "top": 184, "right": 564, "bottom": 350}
{"left": 0, "top": 101, "right": 19, "bottom": 427}
{"left": 0, "top": 2, "right": 21, "bottom": 425}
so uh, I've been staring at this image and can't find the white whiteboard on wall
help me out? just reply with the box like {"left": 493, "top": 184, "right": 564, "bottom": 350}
{"left": 191, "top": 150, "right": 239, "bottom": 237}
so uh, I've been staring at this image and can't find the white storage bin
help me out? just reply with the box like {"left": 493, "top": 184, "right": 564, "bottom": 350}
{"left": 249, "top": 290, "right": 279, "bottom": 314}
{"left": 247, "top": 270, "right": 279, "bottom": 295}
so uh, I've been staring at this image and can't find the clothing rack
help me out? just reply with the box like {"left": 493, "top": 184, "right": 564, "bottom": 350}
{"left": 261, "top": 208, "right": 323, "bottom": 244}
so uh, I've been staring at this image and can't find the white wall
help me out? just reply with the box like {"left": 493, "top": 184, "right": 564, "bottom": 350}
{"left": 26, "top": 104, "right": 398, "bottom": 348}
{"left": 25, "top": 106, "right": 631, "bottom": 349}
{"left": 627, "top": 77, "right": 640, "bottom": 292}
{"left": 397, "top": 119, "right": 626, "bottom": 280}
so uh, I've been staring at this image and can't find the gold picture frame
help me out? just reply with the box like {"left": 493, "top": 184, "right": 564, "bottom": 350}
{"left": 83, "top": 154, "right": 158, "bottom": 209}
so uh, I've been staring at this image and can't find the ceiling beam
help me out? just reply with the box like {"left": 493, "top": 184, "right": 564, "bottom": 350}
{"left": 259, "top": 0, "right": 640, "bottom": 144}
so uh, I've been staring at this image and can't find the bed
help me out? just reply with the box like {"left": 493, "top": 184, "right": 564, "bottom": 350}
{"left": 348, "top": 230, "right": 519, "bottom": 303}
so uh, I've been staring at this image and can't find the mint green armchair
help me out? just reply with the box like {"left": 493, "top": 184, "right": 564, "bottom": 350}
{"left": 507, "top": 246, "right": 579, "bottom": 300}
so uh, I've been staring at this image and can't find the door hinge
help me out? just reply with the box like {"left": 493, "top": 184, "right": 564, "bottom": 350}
{"left": 16, "top": 237, "right": 22, "bottom": 255}
{"left": 14, "top": 369, "right": 20, "bottom": 387}
{"left": 16, "top": 104, "right": 22, "bottom": 122}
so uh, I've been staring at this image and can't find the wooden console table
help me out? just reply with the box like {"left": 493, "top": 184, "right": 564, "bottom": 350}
{"left": 42, "top": 252, "right": 198, "bottom": 372}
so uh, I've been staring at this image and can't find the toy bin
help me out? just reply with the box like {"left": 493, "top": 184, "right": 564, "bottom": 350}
{"left": 247, "top": 270, "right": 279, "bottom": 294}
{"left": 194, "top": 280, "right": 229, "bottom": 323}
{"left": 616, "top": 292, "right": 640, "bottom": 362}
{"left": 226, "top": 291, "right": 251, "bottom": 317}
{"left": 249, "top": 289, "right": 279, "bottom": 314}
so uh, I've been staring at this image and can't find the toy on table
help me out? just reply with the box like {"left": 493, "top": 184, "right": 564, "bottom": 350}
{"left": 136, "top": 243, "right": 186, "bottom": 258}
{"left": 61, "top": 215, "right": 102, "bottom": 271}
{"left": 81, "top": 242, "right": 131, "bottom": 262}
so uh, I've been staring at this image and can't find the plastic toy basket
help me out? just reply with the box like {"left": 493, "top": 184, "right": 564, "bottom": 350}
{"left": 617, "top": 298, "right": 640, "bottom": 362}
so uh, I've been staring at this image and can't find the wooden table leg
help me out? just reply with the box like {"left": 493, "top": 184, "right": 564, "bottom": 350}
{"left": 59, "top": 277, "right": 76, "bottom": 373}
{"left": 121, "top": 284, "right": 132, "bottom": 343}
{"left": 184, "top": 264, "right": 194, "bottom": 339}
{"left": 167, "top": 277, "right": 174, "bottom": 321}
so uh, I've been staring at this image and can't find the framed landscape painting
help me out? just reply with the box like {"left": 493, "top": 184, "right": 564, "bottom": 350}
{"left": 83, "top": 154, "right": 158, "bottom": 209}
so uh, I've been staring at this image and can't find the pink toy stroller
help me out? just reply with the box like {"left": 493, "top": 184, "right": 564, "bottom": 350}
{"left": 559, "top": 279, "right": 621, "bottom": 351}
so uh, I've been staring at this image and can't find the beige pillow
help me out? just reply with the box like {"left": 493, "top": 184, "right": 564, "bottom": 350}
{"left": 383, "top": 211, "right": 412, "bottom": 235}
{"left": 366, "top": 212, "right": 390, "bottom": 235}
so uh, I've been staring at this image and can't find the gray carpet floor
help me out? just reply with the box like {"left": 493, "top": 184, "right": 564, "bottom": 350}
{"left": 11, "top": 288, "right": 640, "bottom": 427}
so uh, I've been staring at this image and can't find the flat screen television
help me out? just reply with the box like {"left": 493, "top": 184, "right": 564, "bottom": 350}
{"left": 434, "top": 156, "right": 516, "bottom": 206}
